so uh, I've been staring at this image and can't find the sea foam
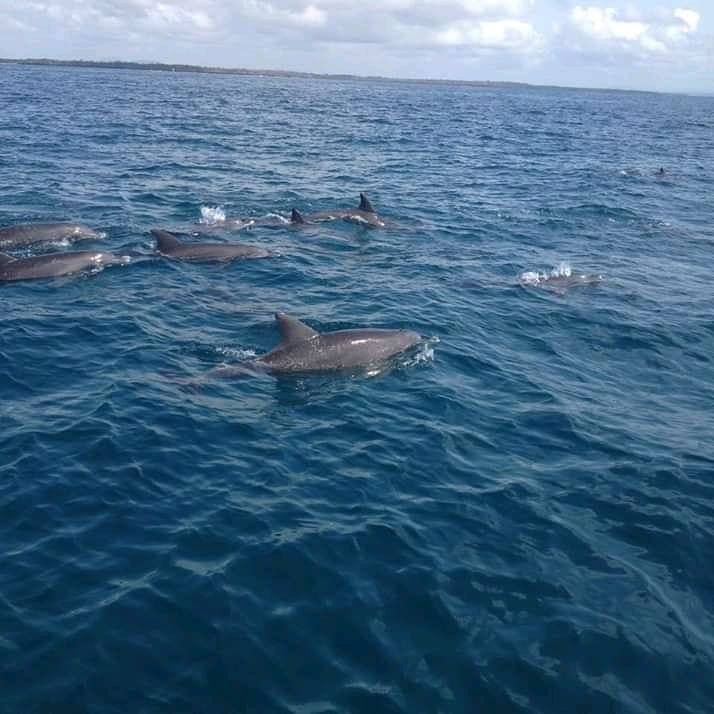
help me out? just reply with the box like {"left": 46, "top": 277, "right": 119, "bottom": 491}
{"left": 199, "top": 206, "right": 226, "bottom": 224}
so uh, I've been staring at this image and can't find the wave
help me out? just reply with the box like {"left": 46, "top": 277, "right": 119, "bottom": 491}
{"left": 260, "top": 213, "right": 290, "bottom": 225}
{"left": 213, "top": 345, "right": 257, "bottom": 361}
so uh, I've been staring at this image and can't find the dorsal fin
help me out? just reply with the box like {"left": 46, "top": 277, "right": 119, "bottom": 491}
{"left": 291, "top": 208, "right": 305, "bottom": 225}
{"left": 0, "top": 252, "right": 15, "bottom": 266}
{"left": 358, "top": 193, "right": 375, "bottom": 213}
{"left": 275, "top": 313, "right": 318, "bottom": 344}
{"left": 151, "top": 229, "right": 183, "bottom": 253}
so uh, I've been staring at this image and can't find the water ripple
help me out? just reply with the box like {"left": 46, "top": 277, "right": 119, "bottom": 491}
{"left": 1, "top": 65, "right": 713, "bottom": 713}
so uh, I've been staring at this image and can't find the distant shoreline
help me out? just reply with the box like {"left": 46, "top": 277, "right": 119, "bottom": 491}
{"left": 0, "top": 57, "right": 654, "bottom": 94}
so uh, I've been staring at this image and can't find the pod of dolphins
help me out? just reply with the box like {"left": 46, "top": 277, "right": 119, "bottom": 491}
{"left": 0, "top": 194, "right": 425, "bottom": 376}
{"left": 1, "top": 191, "right": 604, "bottom": 377}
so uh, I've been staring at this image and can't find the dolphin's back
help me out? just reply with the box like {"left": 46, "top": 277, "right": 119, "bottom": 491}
{"left": 290, "top": 193, "right": 385, "bottom": 228}
{"left": 151, "top": 229, "right": 270, "bottom": 261}
{"left": 259, "top": 328, "right": 420, "bottom": 373}
{"left": 0, "top": 223, "right": 100, "bottom": 248}
{"left": 0, "top": 251, "right": 117, "bottom": 282}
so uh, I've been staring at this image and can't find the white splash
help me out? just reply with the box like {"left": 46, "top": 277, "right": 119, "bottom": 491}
{"left": 519, "top": 262, "right": 572, "bottom": 285}
{"left": 199, "top": 206, "right": 226, "bottom": 224}
{"left": 262, "top": 213, "right": 290, "bottom": 225}
{"left": 215, "top": 346, "right": 256, "bottom": 361}
{"left": 402, "top": 337, "right": 438, "bottom": 368}
{"left": 229, "top": 218, "right": 255, "bottom": 229}
{"left": 519, "top": 270, "right": 545, "bottom": 285}
{"left": 413, "top": 344, "right": 435, "bottom": 364}
{"left": 551, "top": 261, "right": 572, "bottom": 277}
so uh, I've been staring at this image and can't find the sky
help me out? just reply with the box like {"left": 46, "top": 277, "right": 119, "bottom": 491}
{"left": 0, "top": 1, "right": 712, "bottom": 93}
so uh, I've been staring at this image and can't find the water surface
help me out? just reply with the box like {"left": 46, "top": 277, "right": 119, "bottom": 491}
{"left": 1, "top": 64, "right": 714, "bottom": 713}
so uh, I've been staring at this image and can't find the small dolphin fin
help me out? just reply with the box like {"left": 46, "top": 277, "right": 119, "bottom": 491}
{"left": 0, "top": 252, "right": 15, "bottom": 266}
{"left": 151, "top": 229, "right": 183, "bottom": 253}
{"left": 291, "top": 208, "right": 305, "bottom": 225}
{"left": 275, "top": 313, "right": 318, "bottom": 344}
{"left": 358, "top": 193, "right": 375, "bottom": 213}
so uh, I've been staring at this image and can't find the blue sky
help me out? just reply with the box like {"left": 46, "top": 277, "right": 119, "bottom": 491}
{"left": 1, "top": 1, "right": 711, "bottom": 92}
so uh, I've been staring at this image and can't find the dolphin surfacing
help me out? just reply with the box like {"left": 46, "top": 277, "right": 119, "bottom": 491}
{"left": 152, "top": 229, "right": 271, "bottom": 262}
{"left": 290, "top": 193, "right": 386, "bottom": 228}
{"left": 0, "top": 250, "right": 124, "bottom": 282}
{"left": 249, "top": 313, "right": 422, "bottom": 374}
{"left": 0, "top": 223, "right": 103, "bottom": 249}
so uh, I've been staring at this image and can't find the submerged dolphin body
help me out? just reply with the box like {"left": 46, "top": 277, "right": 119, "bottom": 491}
{"left": 189, "top": 218, "right": 257, "bottom": 234}
{"left": 189, "top": 216, "right": 290, "bottom": 235}
{"left": 0, "top": 223, "right": 103, "bottom": 249}
{"left": 0, "top": 250, "right": 124, "bottom": 282}
{"left": 291, "top": 193, "right": 386, "bottom": 228}
{"left": 229, "top": 313, "right": 422, "bottom": 375}
{"left": 151, "top": 229, "right": 271, "bottom": 262}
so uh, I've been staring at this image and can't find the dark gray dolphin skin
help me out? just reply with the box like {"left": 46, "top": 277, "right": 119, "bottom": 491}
{"left": 0, "top": 222, "right": 103, "bottom": 249}
{"left": 290, "top": 193, "right": 386, "bottom": 228}
{"left": 152, "top": 229, "right": 271, "bottom": 261}
{"left": 247, "top": 313, "right": 421, "bottom": 374}
{"left": 0, "top": 250, "right": 123, "bottom": 282}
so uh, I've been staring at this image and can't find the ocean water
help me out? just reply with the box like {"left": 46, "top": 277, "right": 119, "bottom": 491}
{"left": 1, "top": 63, "right": 714, "bottom": 713}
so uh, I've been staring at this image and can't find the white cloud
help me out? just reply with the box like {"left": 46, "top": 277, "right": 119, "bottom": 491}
{"left": 0, "top": 0, "right": 710, "bottom": 91}
{"left": 674, "top": 8, "right": 699, "bottom": 32}
{"left": 568, "top": 5, "right": 703, "bottom": 57}
{"left": 213, "top": 0, "right": 546, "bottom": 56}
{"left": 7, "top": 1, "right": 219, "bottom": 37}
{"left": 6, "top": 0, "right": 542, "bottom": 50}
{"left": 571, "top": 6, "right": 647, "bottom": 42}
{"left": 436, "top": 19, "right": 539, "bottom": 49}
{"left": 240, "top": 1, "right": 327, "bottom": 28}
{"left": 143, "top": 3, "right": 215, "bottom": 31}
{"left": 667, "top": 8, "right": 700, "bottom": 42}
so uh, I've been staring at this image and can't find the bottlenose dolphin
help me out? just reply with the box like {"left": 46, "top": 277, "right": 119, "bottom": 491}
{"left": 290, "top": 193, "right": 386, "bottom": 228}
{"left": 0, "top": 250, "right": 124, "bottom": 282}
{"left": 0, "top": 223, "right": 103, "bottom": 249}
{"left": 219, "top": 313, "right": 422, "bottom": 375}
{"left": 151, "top": 229, "right": 271, "bottom": 261}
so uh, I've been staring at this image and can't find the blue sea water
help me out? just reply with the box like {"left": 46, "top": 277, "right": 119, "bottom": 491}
{"left": 1, "top": 63, "right": 714, "bottom": 713}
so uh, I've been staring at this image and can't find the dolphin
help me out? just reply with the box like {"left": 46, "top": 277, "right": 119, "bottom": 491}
{"left": 0, "top": 222, "right": 103, "bottom": 249}
{"left": 226, "top": 312, "right": 422, "bottom": 375}
{"left": 151, "top": 229, "right": 271, "bottom": 261}
{"left": 290, "top": 193, "right": 386, "bottom": 228}
{"left": 0, "top": 250, "right": 124, "bottom": 282}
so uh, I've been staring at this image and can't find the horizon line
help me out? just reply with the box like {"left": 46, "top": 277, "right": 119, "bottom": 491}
{"left": 0, "top": 56, "right": 674, "bottom": 96}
